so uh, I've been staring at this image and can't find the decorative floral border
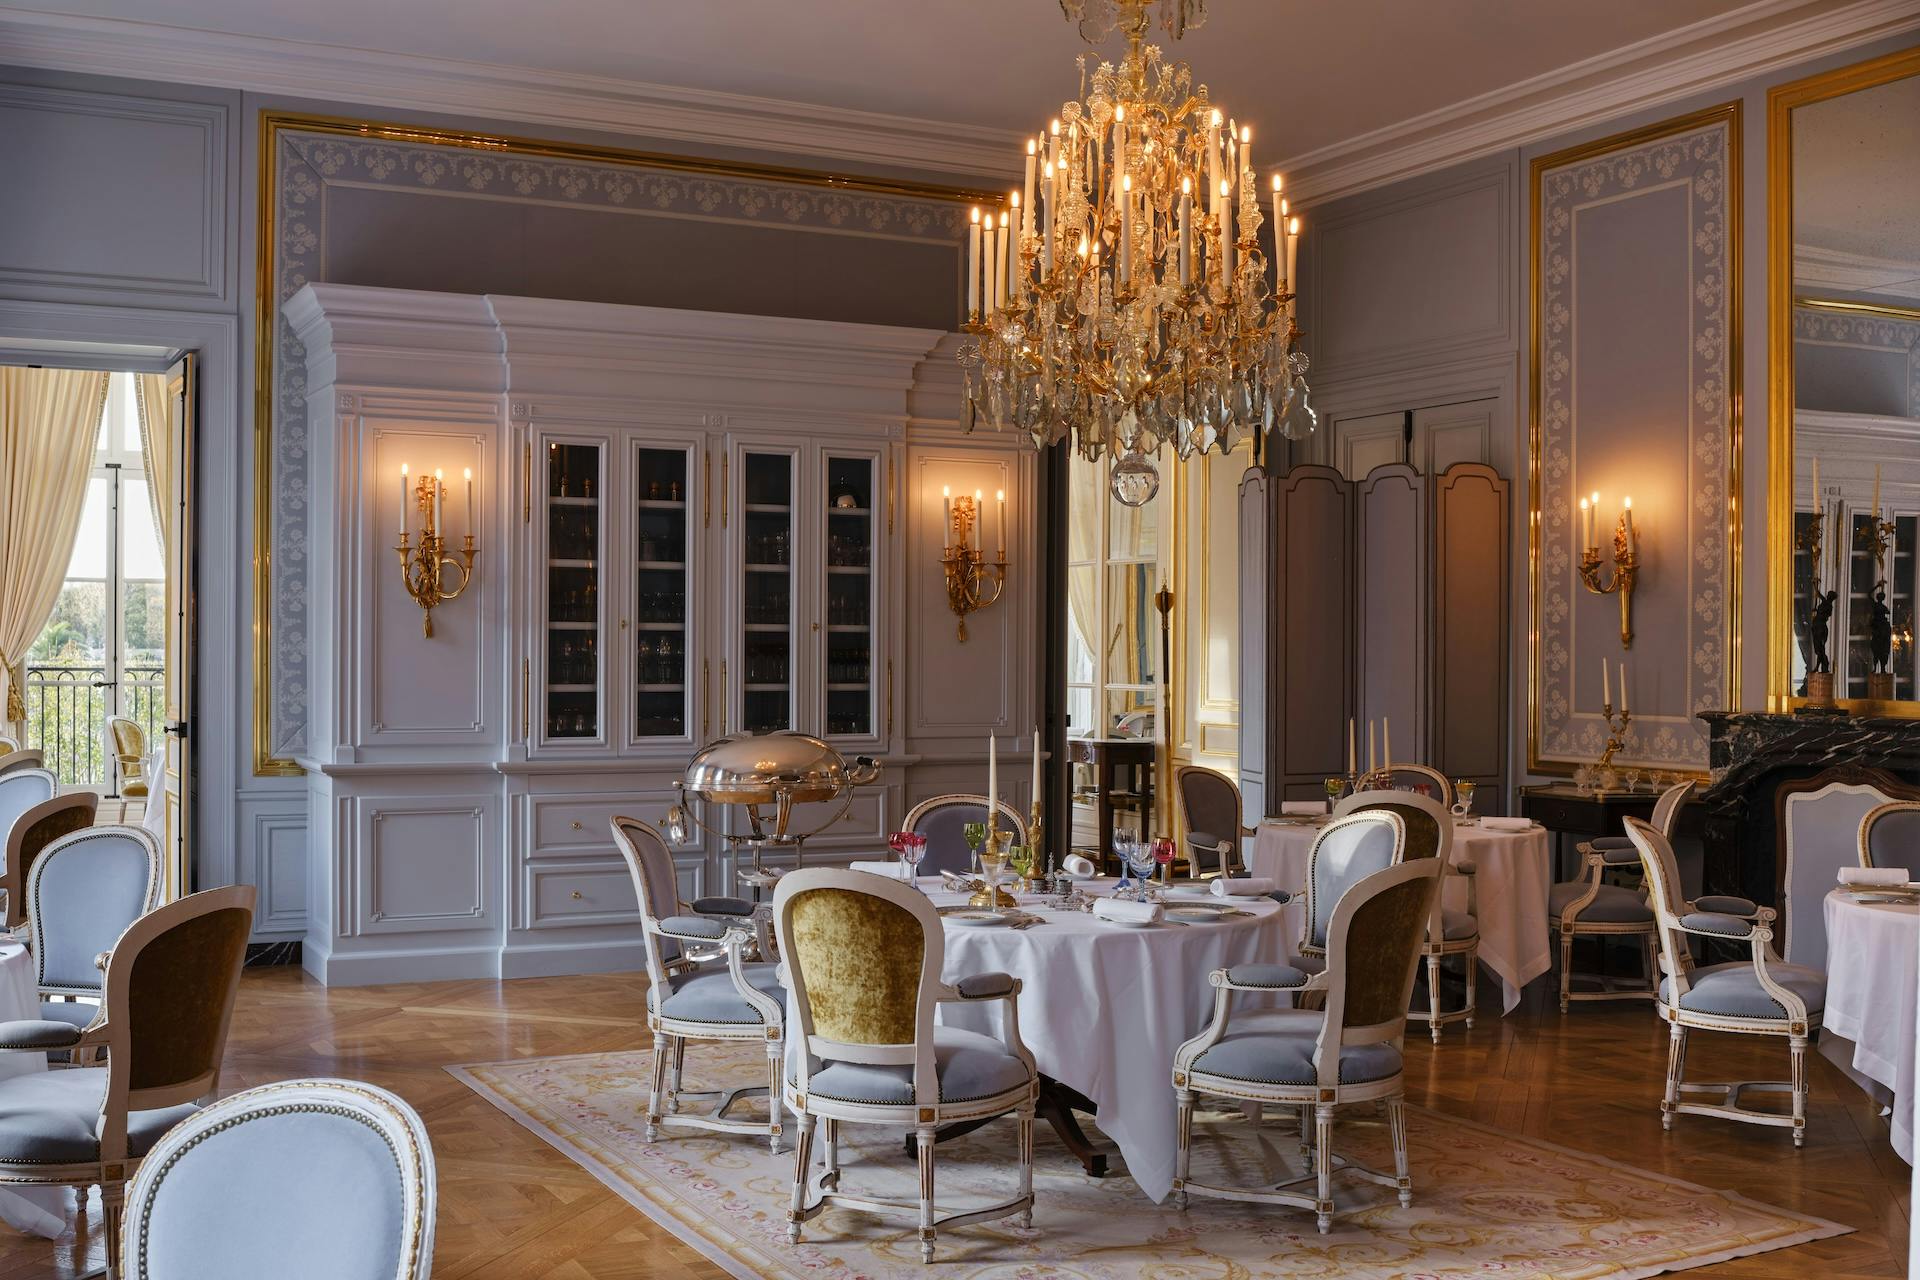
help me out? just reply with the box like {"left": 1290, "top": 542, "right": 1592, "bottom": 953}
{"left": 1792, "top": 303, "right": 1920, "bottom": 417}
{"left": 264, "top": 122, "right": 972, "bottom": 763}
{"left": 1534, "top": 115, "right": 1735, "bottom": 771}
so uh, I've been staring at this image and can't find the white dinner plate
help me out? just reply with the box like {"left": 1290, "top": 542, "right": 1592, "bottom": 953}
{"left": 1847, "top": 891, "right": 1920, "bottom": 905}
{"left": 1164, "top": 883, "right": 1216, "bottom": 899}
{"left": 944, "top": 910, "right": 1016, "bottom": 927}
{"left": 1092, "top": 914, "right": 1156, "bottom": 929}
{"left": 1166, "top": 905, "right": 1233, "bottom": 922}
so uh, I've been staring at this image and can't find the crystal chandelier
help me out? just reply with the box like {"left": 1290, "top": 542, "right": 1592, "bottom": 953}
{"left": 960, "top": 0, "right": 1315, "bottom": 505}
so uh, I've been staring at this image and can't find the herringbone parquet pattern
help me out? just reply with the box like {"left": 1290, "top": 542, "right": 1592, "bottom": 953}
{"left": 0, "top": 966, "right": 1905, "bottom": 1278}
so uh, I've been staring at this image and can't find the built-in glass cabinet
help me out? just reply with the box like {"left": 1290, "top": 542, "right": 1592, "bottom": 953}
{"left": 737, "top": 448, "right": 796, "bottom": 735}
{"left": 632, "top": 446, "right": 692, "bottom": 741}
{"left": 542, "top": 440, "right": 604, "bottom": 743}
{"left": 823, "top": 452, "right": 879, "bottom": 738}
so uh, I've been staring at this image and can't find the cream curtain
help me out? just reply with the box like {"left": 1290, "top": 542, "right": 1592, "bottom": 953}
{"left": 133, "top": 372, "right": 172, "bottom": 552}
{"left": 0, "top": 368, "right": 110, "bottom": 738}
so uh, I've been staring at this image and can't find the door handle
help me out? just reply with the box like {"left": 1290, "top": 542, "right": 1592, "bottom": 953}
{"left": 91, "top": 680, "right": 115, "bottom": 689}
{"left": 165, "top": 721, "right": 189, "bottom": 738}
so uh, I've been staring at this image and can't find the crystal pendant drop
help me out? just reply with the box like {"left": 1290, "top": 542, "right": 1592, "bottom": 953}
{"left": 1110, "top": 450, "right": 1161, "bottom": 508}
{"left": 663, "top": 803, "right": 691, "bottom": 845}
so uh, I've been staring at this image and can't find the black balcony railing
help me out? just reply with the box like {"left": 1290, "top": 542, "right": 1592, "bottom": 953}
{"left": 24, "top": 664, "right": 165, "bottom": 788}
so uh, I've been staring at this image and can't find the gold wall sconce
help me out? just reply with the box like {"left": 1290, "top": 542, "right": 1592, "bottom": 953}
{"left": 940, "top": 485, "right": 1007, "bottom": 642}
{"left": 1576, "top": 490, "right": 1639, "bottom": 647}
{"left": 395, "top": 462, "right": 477, "bottom": 637}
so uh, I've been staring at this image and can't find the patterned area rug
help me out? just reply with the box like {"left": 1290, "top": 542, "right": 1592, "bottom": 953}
{"left": 452, "top": 1042, "right": 1848, "bottom": 1279}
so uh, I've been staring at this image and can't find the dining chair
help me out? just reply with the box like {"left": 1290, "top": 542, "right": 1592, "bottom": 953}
{"left": 0, "top": 790, "right": 96, "bottom": 930}
{"left": 901, "top": 794, "right": 1031, "bottom": 877}
{"left": 1173, "top": 857, "right": 1444, "bottom": 1232}
{"left": 1340, "top": 790, "right": 1474, "bottom": 1040}
{"left": 1550, "top": 780, "right": 1693, "bottom": 1012}
{"left": 0, "top": 749, "right": 45, "bottom": 779}
{"left": 1624, "top": 817, "right": 1826, "bottom": 1147}
{"left": 1780, "top": 776, "right": 1907, "bottom": 970}
{"left": 0, "top": 885, "right": 255, "bottom": 1276}
{"left": 610, "top": 816, "right": 785, "bottom": 1152}
{"left": 1380, "top": 763, "right": 1453, "bottom": 807}
{"left": 775, "top": 867, "right": 1037, "bottom": 1261}
{"left": 120, "top": 1077, "right": 436, "bottom": 1279}
{"left": 1174, "top": 765, "right": 1254, "bottom": 878}
{"left": 1859, "top": 801, "right": 1920, "bottom": 870}
{"left": 28, "top": 826, "right": 164, "bottom": 1043}
{"left": 106, "top": 715, "right": 151, "bottom": 799}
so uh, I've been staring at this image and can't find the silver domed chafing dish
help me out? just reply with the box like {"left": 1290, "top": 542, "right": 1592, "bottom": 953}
{"left": 666, "top": 732, "right": 880, "bottom": 891}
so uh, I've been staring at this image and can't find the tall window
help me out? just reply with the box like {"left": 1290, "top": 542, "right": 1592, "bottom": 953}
{"left": 1065, "top": 452, "right": 1167, "bottom": 740}
{"left": 27, "top": 373, "right": 165, "bottom": 786}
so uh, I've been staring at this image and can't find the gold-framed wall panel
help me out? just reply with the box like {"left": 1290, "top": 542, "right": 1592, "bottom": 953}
{"left": 252, "top": 111, "right": 1000, "bottom": 774}
{"left": 1527, "top": 101, "right": 1743, "bottom": 776}
{"left": 1765, "top": 46, "right": 1920, "bottom": 722}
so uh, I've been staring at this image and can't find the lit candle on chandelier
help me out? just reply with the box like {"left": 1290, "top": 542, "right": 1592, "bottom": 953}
{"left": 967, "top": 207, "right": 981, "bottom": 317}
{"left": 1219, "top": 179, "right": 1235, "bottom": 280}
{"left": 1285, "top": 216, "right": 1301, "bottom": 317}
{"left": 1119, "top": 174, "right": 1133, "bottom": 285}
{"left": 1042, "top": 162, "right": 1056, "bottom": 272}
{"left": 1111, "top": 104, "right": 1127, "bottom": 207}
{"left": 1239, "top": 125, "right": 1252, "bottom": 188}
{"left": 1179, "top": 176, "right": 1193, "bottom": 287}
{"left": 1023, "top": 138, "right": 1037, "bottom": 235}
{"left": 1207, "top": 108, "right": 1222, "bottom": 212}
{"left": 982, "top": 213, "right": 997, "bottom": 312}
{"left": 399, "top": 463, "right": 409, "bottom": 540}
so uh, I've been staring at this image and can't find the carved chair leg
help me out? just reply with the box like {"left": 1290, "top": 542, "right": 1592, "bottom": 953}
{"left": 1662, "top": 1023, "right": 1687, "bottom": 1130}
{"left": 1298, "top": 1104, "right": 1314, "bottom": 1154}
{"left": 787, "top": 1112, "right": 816, "bottom": 1243}
{"left": 102, "top": 1179, "right": 124, "bottom": 1277}
{"left": 1790, "top": 1034, "right": 1809, "bottom": 1148}
{"left": 1558, "top": 927, "right": 1573, "bottom": 1012}
{"left": 1313, "top": 1102, "right": 1336, "bottom": 1234}
{"left": 1016, "top": 1104, "right": 1035, "bottom": 1228}
{"left": 821, "top": 1117, "right": 840, "bottom": 1188}
{"left": 668, "top": 1035, "right": 687, "bottom": 1112}
{"left": 646, "top": 1032, "right": 669, "bottom": 1142}
{"left": 1426, "top": 953, "right": 1444, "bottom": 1042}
{"left": 1173, "top": 1089, "right": 1194, "bottom": 1210}
{"left": 767, "top": 1046, "right": 784, "bottom": 1154}
{"left": 1387, "top": 1096, "right": 1412, "bottom": 1207}
{"left": 1463, "top": 949, "right": 1477, "bottom": 1029}
{"left": 916, "top": 1125, "right": 938, "bottom": 1262}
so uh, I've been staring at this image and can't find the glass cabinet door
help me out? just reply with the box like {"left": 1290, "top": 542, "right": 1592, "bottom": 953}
{"left": 541, "top": 439, "right": 603, "bottom": 743}
{"left": 632, "top": 445, "right": 692, "bottom": 743}
{"left": 738, "top": 449, "right": 795, "bottom": 734}
{"left": 821, "top": 452, "right": 878, "bottom": 738}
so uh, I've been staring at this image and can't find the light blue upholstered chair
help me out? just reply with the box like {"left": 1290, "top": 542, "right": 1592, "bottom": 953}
{"left": 0, "top": 885, "right": 255, "bottom": 1275}
{"left": 611, "top": 815, "right": 785, "bottom": 1153}
{"left": 901, "top": 794, "right": 1030, "bottom": 877}
{"left": 775, "top": 867, "right": 1037, "bottom": 1261}
{"left": 0, "top": 789, "right": 95, "bottom": 930}
{"left": 1247, "top": 809, "right": 1408, "bottom": 997}
{"left": 120, "top": 1077, "right": 435, "bottom": 1279}
{"left": 1550, "top": 780, "right": 1694, "bottom": 1012}
{"left": 28, "top": 825, "right": 163, "bottom": 1038}
{"left": 0, "top": 749, "right": 46, "bottom": 780}
{"left": 1173, "top": 857, "right": 1444, "bottom": 1232}
{"left": 0, "top": 769, "right": 57, "bottom": 914}
{"left": 1625, "top": 817, "right": 1827, "bottom": 1147}
{"left": 1781, "top": 777, "right": 1907, "bottom": 971}
{"left": 1861, "top": 801, "right": 1920, "bottom": 870}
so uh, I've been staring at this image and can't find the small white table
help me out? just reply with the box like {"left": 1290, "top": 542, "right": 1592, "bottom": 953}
{"left": 1251, "top": 817, "right": 1554, "bottom": 1013}
{"left": 1820, "top": 889, "right": 1918, "bottom": 1164}
{"left": 0, "top": 940, "right": 67, "bottom": 1238}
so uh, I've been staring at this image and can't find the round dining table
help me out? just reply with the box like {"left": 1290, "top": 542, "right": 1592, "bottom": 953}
{"left": 0, "top": 940, "right": 68, "bottom": 1239}
{"left": 1820, "top": 888, "right": 1918, "bottom": 1164}
{"left": 1250, "top": 815, "right": 1554, "bottom": 1013}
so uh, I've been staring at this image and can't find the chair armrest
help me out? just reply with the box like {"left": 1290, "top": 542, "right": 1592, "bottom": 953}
{"left": 1694, "top": 894, "right": 1759, "bottom": 918}
{"left": 690, "top": 896, "right": 756, "bottom": 917}
{"left": 1587, "top": 835, "right": 1636, "bottom": 852}
{"left": 1267, "top": 888, "right": 1297, "bottom": 905}
{"left": 94, "top": 951, "right": 111, "bottom": 974}
{"left": 1598, "top": 846, "right": 1643, "bottom": 867}
{"left": 0, "top": 1020, "right": 84, "bottom": 1051}
{"left": 1679, "top": 911, "right": 1753, "bottom": 937}
{"left": 1186, "top": 831, "right": 1228, "bottom": 853}
{"left": 950, "top": 971, "right": 1019, "bottom": 1000}
{"left": 654, "top": 916, "right": 752, "bottom": 947}
{"left": 1452, "top": 860, "right": 1477, "bottom": 876}
{"left": 1217, "top": 963, "right": 1310, "bottom": 991}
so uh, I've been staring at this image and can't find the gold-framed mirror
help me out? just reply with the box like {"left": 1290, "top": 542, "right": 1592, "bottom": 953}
{"left": 1768, "top": 45, "right": 1920, "bottom": 717}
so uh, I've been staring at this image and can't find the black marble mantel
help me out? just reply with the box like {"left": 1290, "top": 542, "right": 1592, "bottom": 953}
{"left": 1697, "top": 711, "right": 1920, "bottom": 904}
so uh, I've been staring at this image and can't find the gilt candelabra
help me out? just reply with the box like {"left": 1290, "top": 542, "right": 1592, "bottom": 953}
{"left": 1596, "top": 702, "right": 1632, "bottom": 770}
{"left": 1576, "top": 496, "right": 1639, "bottom": 648}
{"left": 940, "top": 487, "right": 1008, "bottom": 642}
{"left": 394, "top": 465, "right": 477, "bottom": 638}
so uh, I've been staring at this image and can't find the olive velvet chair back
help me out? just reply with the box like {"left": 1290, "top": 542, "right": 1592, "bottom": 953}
{"left": 1320, "top": 859, "right": 1445, "bottom": 1061}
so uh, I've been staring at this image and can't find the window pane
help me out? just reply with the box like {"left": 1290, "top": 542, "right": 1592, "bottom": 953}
{"left": 122, "top": 477, "right": 164, "bottom": 580}
{"left": 1068, "top": 455, "right": 1099, "bottom": 563}
{"left": 121, "top": 374, "right": 143, "bottom": 453}
{"left": 1108, "top": 489, "right": 1159, "bottom": 560}
{"left": 66, "top": 478, "right": 109, "bottom": 579}
{"left": 122, "top": 579, "right": 164, "bottom": 667}
{"left": 1067, "top": 565, "right": 1096, "bottom": 683}
{"left": 28, "top": 582, "right": 105, "bottom": 663}
{"left": 1106, "top": 686, "right": 1157, "bottom": 739}
{"left": 1105, "top": 562, "right": 1157, "bottom": 686}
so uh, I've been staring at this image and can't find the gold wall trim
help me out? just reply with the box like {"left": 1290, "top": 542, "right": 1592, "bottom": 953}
{"left": 1765, "top": 45, "right": 1920, "bottom": 722}
{"left": 1527, "top": 101, "right": 1743, "bottom": 775}
{"left": 253, "top": 110, "right": 995, "bottom": 775}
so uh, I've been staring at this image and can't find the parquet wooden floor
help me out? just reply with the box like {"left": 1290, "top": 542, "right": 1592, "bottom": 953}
{"left": 0, "top": 966, "right": 1905, "bottom": 1278}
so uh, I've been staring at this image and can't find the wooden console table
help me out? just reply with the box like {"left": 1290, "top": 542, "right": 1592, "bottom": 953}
{"left": 1519, "top": 784, "right": 1658, "bottom": 881}
{"left": 1068, "top": 736, "right": 1156, "bottom": 869}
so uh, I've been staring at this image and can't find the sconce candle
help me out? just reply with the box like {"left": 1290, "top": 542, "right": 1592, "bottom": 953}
{"left": 1577, "top": 487, "right": 1640, "bottom": 648}
{"left": 394, "top": 463, "right": 478, "bottom": 638}
{"left": 938, "top": 485, "right": 1009, "bottom": 642}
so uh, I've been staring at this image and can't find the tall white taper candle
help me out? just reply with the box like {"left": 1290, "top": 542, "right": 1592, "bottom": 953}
{"left": 967, "top": 208, "right": 981, "bottom": 316}
{"left": 399, "top": 463, "right": 409, "bottom": 539}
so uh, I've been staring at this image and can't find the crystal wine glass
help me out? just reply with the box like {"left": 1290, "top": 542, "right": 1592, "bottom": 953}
{"left": 977, "top": 840, "right": 1008, "bottom": 911}
{"left": 887, "top": 831, "right": 913, "bottom": 881}
{"left": 1453, "top": 780, "right": 1477, "bottom": 819}
{"left": 1008, "top": 844, "right": 1034, "bottom": 889}
{"left": 1126, "top": 839, "right": 1158, "bottom": 899}
{"left": 1152, "top": 835, "right": 1176, "bottom": 885}
{"left": 962, "top": 821, "right": 988, "bottom": 875}
{"left": 1323, "top": 776, "right": 1344, "bottom": 814}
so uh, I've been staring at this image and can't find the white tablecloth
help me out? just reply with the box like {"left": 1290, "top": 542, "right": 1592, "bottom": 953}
{"left": 786, "top": 881, "right": 1287, "bottom": 1202}
{"left": 1251, "top": 817, "right": 1554, "bottom": 1013}
{"left": 1820, "top": 890, "right": 1918, "bottom": 1164}
{"left": 0, "top": 941, "right": 67, "bottom": 1238}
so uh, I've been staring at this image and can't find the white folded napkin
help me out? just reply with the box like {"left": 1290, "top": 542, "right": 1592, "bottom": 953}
{"left": 1839, "top": 866, "right": 1909, "bottom": 887}
{"left": 1092, "top": 897, "right": 1162, "bottom": 925}
{"left": 849, "top": 860, "right": 906, "bottom": 879}
{"left": 1480, "top": 816, "right": 1534, "bottom": 833}
{"left": 1210, "top": 876, "right": 1278, "bottom": 897}
{"left": 1280, "top": 800, "right": 1324, "bottom": 816}
{"left": 1061, "top": 854, "right": 1098, "bottom": 878}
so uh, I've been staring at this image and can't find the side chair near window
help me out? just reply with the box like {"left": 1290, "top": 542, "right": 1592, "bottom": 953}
{"left": 1623, "top": 817, "right": 1828, "bottom": 1146}
{"left": 774, "top": 868, "right": 1038, "bottom": 1262}
{"left": 105, "top": 716, "right": 149, "bottom": 800}
{"left": 0, "top": 885, "right": 255, "bottom": 1275}
{"left": 0, "top": 790, "right": 95, "bottom": 929}
{"left": 0, "top": 749, "right": 46, "bottom": 779}
{"left": 1859, "top": 800, "right": 1920, "bottom": 869}
{"left": 901, "top": 794, "right": 1030, "bottom": 877}
{"left": 1173, "top": 765, "right": 1255, "bottom": 879}
{"left": 120, "top": 1077, "right": 436, "bottom": 1280}
{"left": 610, "top": 816, "right": 784, "bottom": 1153}
{"left": 28, "top": 826, "right": 164, "bottom": 1041}
{"left": 1337, "top": 789, "right": 1477, "bottom": 1041}
{"left": 1172, "top": 858, "right": 1445, "bottom": 1232}
{"left": 1549, "top": 780, "right": 1696, "bottom": 1012}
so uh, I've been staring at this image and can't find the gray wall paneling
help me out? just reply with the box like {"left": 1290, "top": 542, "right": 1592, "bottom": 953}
{"left": 1432, "top": 463, "right": 1511, "bottom": 812}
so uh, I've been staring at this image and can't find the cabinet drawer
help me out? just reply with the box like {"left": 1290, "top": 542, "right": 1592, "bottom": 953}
{"left": 527, "top": 793, "right": 693, "bottom": 859}
{"left": 527, "top": 861, "right": 640, "bottom": 929}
